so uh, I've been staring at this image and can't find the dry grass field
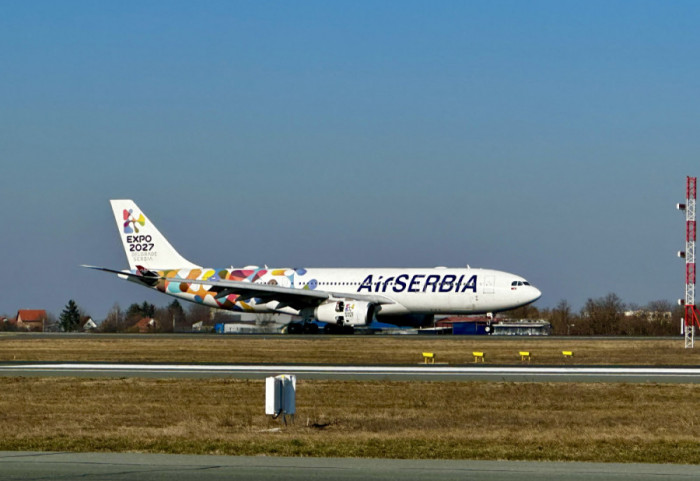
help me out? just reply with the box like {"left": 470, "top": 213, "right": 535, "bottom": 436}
{"left": 1, "top": 377, "right": 699, "bottom": 463}
{"left": 2, "top": 334, "right": 700, "bottom": 463}
{"left": 1, "top": 334, "right": 700, "bottom": 365}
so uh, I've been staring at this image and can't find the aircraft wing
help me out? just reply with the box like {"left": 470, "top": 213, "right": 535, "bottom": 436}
{"left": 164, "top": 277, "right": 395, "bottom": 310}
{"left": 82, "top": 266, "right": 394, "bottom": 310}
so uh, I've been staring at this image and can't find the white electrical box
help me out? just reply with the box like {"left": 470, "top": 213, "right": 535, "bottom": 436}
{"left": 265, "top": 377, "right": 279, "bottom": 415}
{"left": 265, "top": 375, "right": 296, "bottom": 417}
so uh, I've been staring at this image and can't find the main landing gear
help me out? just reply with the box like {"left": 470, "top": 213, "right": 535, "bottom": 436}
{"left": 286, "top": 321, "right": 354, "bottom": 335}
{"left": 322, "top": 323, "right": 355, "bottom": 335}
{"left": 286, "top": 321, "right": 319, "bottom": 335}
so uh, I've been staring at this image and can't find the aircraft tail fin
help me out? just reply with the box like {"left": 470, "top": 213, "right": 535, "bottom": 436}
{"left": 110, "top": 199, "right": 200, "bottom": 270}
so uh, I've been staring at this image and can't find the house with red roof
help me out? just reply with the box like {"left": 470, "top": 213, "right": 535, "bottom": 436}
{"left": 16, "top": 310, "right": 47, "bottom": 332}
{"left": 134, "top": 317, "right": 159, "bottom": 333}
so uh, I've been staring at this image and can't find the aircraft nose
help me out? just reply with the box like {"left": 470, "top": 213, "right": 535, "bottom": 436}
{"left": 530, "top": 286, "right": 542, "bottom": 303}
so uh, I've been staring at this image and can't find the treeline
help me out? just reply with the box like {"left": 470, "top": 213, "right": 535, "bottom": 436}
{"left": 99, "top": 300, "right": 216, "bottom": 333}
{"left": 0, "top": 299, "right": 221, "bottom": 333}
{"left": 507, "top": 293, "right": 683, "bottom": 336}
{"left": 0, "top": 292, "right": 686, "bottom": 336}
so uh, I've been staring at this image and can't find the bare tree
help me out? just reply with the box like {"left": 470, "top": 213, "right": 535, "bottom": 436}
{"left": 168, "top": 300, "right": 188, "bottom": 332}
{"left": 101, "top": 303, "right": 125, "bottom": 333}
{"left": 504, "top": 303, "right": 541, "bottom": 320}
{"left": 549, "top": 299, "right": 574, "bottom": 335}
{"left": 152, "top": 307, "right": 174, "bottom": 333}
{"left": 187, "top": 303, "right": 214, "bottom": 326}
{"left": 581, "top": 293, "right": 625, "bottom": 335}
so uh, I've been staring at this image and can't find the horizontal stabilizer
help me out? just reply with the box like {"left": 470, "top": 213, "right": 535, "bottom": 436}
{"left": 81, "top": 265, "right": 160, "bottom": 286}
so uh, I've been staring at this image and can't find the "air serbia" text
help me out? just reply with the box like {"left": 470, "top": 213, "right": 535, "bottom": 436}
{"left": 357, "top": 274, "right": 477, "bottom": 293}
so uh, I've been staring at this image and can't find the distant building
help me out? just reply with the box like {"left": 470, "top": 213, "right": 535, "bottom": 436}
{"left": 624, "top": 310, "right": 672, "bottom": 321}
{"left": 216, "top": 322, "right": 258, "bottom": 334}
{"left": 81, "top": 317, "right": 98, "bottom": 331}
{"left": 437, "top": 316, "right": 493, "bottom": 335}
{"left": 492, "top": 320, "right": 551, "bottom": 336}
{"left": 215, "top": 320, "right": 283, "bottom": 334}
{"left": 15, "top": 310, "right": 47, "bottom": 332}
{"left": 134, "top": 317, "right": 158, "bottom": 333}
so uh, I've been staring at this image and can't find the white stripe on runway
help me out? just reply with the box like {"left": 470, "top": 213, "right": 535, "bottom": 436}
{"left": 4, "top": 363, "right": 700, "bottom": 377}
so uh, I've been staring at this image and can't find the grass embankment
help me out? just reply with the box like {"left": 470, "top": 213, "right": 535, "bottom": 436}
{"left": 0, "top": 335, "right": 699, "bottom": 365}
{"left": 1, "top": 377, "right": 699, "bottom": 463}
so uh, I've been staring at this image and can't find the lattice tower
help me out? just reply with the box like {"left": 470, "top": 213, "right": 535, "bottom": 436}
{"left": 680, "top": 177, "right": 699, "bottom": 348}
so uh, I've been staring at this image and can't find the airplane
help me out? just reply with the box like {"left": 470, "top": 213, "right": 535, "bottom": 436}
{"left": 85, "top": 200, "right": 541, "bottom": 333}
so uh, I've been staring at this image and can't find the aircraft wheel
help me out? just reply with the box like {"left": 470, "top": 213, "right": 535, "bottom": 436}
{"left": 287, "top": 322, "right": 303, "bottom": 334}
{"left": 304, "top": 322, "right": 319, "bottom": 334}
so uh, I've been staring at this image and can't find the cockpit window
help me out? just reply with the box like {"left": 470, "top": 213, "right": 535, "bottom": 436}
{"left": 511, "top": 281, "right": 517, "bottom": 286}
{"left": 523, "top": 281, "right": 530, "bottom": 286}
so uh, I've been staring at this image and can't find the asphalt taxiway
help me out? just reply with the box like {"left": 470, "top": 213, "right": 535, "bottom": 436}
{"left": 2, "top": 362, "right": 700, "bottom": 383}
{"left": 1, "top": 452, "right": 699, "bottom": 481}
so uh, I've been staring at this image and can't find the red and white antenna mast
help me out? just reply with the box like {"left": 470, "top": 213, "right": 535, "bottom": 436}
{"left": 678, "top": 176, "right": 699, "bottom": 348}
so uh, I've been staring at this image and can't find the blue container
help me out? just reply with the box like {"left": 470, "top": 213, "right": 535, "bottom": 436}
{"left": 452, "top": 322, "right": 488, "bottom": 335}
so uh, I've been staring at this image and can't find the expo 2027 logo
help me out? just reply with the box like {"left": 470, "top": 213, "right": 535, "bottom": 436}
{"left": 123, "top": 209, "right": 146, "bottom": 234}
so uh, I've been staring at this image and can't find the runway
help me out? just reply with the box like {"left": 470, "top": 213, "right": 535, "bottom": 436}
{"left": 1, "top": 451, "right": 698, "bottom": 480}
{"left": 2, "top": 362, "right": 700, "bottom": 383}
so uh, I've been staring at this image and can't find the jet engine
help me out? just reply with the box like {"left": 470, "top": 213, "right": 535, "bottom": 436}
{"left": 312, "top": 300, "right": 375, "bottom": 327}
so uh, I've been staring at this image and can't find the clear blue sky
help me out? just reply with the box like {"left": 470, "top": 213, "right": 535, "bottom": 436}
{"left": 1, "top": 1, "right": 699, "bottom": 319}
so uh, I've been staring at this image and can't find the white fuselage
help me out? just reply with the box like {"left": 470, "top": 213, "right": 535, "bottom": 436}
{"left": 147, "top": 266, "right": 541, "bottom": 317}
{"left": 295, "top": 267, "right": 540, "bottom": 315}
{"left": 283, "top": 267, "right": 539, "bottom": 316}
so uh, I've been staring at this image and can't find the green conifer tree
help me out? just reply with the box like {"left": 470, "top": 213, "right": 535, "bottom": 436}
{"left": 59, "top": 300, "right": 81, "bottom": 332}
